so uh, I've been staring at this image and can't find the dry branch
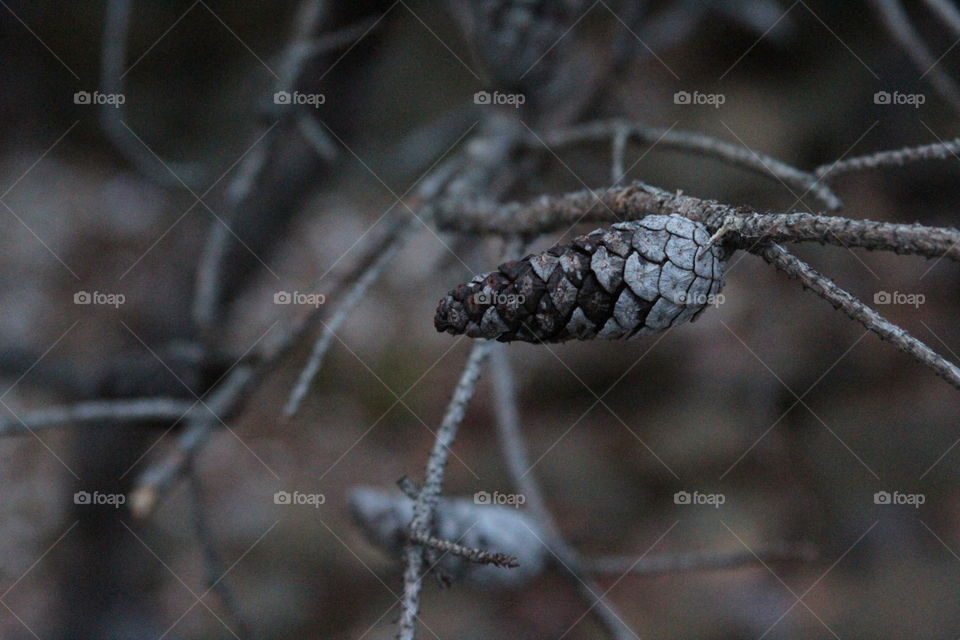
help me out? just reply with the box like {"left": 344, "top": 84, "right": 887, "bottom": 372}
{"left": 0, "top": 397, "right": 194, "bottom": 436}
{"left": 398, "top": 342, "right": 493, "bottom": 640}
{"left": 752, "top": 242, "right": 960, "bottom": 390}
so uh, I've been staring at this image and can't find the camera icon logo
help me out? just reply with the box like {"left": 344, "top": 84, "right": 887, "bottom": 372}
{"left": 673, "top": 90, "right": 691, "bottom": 105}
{"left": 874, "top": 90, "right": 891, "bottom": 105}
{"left": 273, "top": 91, "right": 292, "bottom": 105}
{"left": 274, "top": 491, "right": 292, "bottom": 505}
{"left": 74, "top": 91, "right": 91, "bottom": 105}
{"left": 74, "top": 291, "right": 92, "bottom": 304}
{"left": 874, "top": 291, "right": 891, "bottom": 305}
{"left": 472, "top": 291, "right": 492, "bottom": 304}
{"left": 274, "top": 291, "right": 292, "bottom": 304}
{"left": 474, "top": 490, "right": 492, "bottom": 505}
{"left": 74, "top": 491, "right": 91, "bottom": 504}
{"left": 673, "top": 490, "right": 691, "bottom": 505}
{"left": 874, "top": 490, "right": 892, "bottom": 504}
{"left": 473, "top": 91, "right": 491, "bottom": 105}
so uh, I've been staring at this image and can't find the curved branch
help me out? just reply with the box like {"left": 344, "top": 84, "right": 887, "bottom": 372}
{"left": 870, "top": 0, "right": 960, "bottom": 115}
{"left": 532, "top": 120, "right": 841, "bottom": 210}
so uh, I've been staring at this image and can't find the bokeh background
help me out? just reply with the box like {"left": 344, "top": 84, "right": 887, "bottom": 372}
{"left": 1, "top": 1, "right": 959, "bottom": 638}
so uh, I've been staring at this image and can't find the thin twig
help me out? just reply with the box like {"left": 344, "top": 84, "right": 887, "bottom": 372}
{"left": 870, "top": 0, "right": 960, "bottom": 115}
{"left": 532, "top": 120, "right": 841, "bottom": 210}
{"left": 398, "top": 341, "right": 493, "bottom": 640}
{"left": 282, "top": 149, "right": 468, "bottom": 420}
{"left": 490, "top": 345, "right": 638, "bottom": 640}
{"left": 187, "top": 464, "right": 253, "bottom": 639}
{"left": 192, "top": 0, "right": 330, "bottom": 340}
{"left": 281, "top": 212, "right": 419, "bottom": 420}
{"left": 0, "top": 398, "right": 194, "bottom": 436}
{"left": 816, "top": 137, "right": 960, "bottom": 180}
{"left": 438, "top": 181, "right": 960, "bottom": 269}
{"left": 752, "top": 242, "right": 960, "bottom": 390}
{"left": 408, "top": 529, "right": 519, "bottom": 568}
{"left": 586, "top": 544, "right": 817, "bottom": 577}
{"left": 130, "top": 364, "right": 256, "bottom": 518}
{"left": 924, "top": 0, "right": 960, "bottom": 37}
{"left": 132, "top": 155, "right": 466, "bottom": 515}
{"left": 100, "top": 0, "right": 200, "bottom": 187}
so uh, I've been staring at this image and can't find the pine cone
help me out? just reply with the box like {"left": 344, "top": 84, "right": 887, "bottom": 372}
{"left": 434, "top": 214, "right": 725, "bottom": 343}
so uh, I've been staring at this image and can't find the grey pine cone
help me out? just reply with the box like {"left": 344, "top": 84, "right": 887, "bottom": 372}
{"left": 435, "top": 214, "right": 725, "bottom": 343}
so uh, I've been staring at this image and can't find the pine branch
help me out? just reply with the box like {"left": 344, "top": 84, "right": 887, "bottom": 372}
{"left": 530, "top": 120, "right": 841, "bottom": 210}
{"left": 398, "top": 342, "right": 493, "bottom": 640}
{"left": 816, "top": 137, "right": 960, "bottom": 180}
{"left": 724, "top": 212, "right": 960, "bottom": 262}
{"left": 751, "top": 242, "right": 960, "bottom": 390}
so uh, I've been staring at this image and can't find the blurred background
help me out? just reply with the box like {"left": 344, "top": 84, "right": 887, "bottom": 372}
{"left": 1, "top": 0, "right": 959, "bottom": 638}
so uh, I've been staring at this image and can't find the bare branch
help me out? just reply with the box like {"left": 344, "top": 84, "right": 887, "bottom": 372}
{"left": 130, "top": 364, "right": 256, "bottom": 518}
{"left": 531, "top": 121, "right": 841, "bottom": 210}
{"left": 924, "top": 0, "right": 960, "bottom": 37}
{"left": 192, "top": 0, "right": 332, "bottom": 340}
{"left": 398, "top": 341, "right": 492, "bottom": 640}
{"left": 282, "top": 147, "right": 469, "bottom": 420}
{"left": 586, "top": 543, "right": 817, "bottom": 577}
{"left": 436, "top": 182, "right": 741, "bottom": 237}
{"left": 100, "top": 0, "right": 200, "bottom": 187}
{"left": 281, "top": 213, "right": 418, "bottom": 420}
{"left": 187, "top": 465, "right": 253, "bottom": 639}
{"left": 408, "top": 530, "right": 519, "bottom": 568}
{"left": 870, "top": 0, "right": 960, "bottom": 115}
{"left": 724, "top": 212, "right": 960, "bottom": 262}
{"left": 440, "top": 181, "right": 960, "bottom": 266}
{"left": 491, "top": 345, "right": 639, "bottom": 640}
{"left": 816, "top": 137, "right": 960, "bottom": 180}
{"left": 0, "top": 398, "right": 195, "bottom": 436}
{"left": 752, "top": 242, "right": 960, "bottom": 390}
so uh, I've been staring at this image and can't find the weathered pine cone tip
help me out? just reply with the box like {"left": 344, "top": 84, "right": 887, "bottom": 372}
{"left": 434, "top": 214, "right": 725, "bottom": 343}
